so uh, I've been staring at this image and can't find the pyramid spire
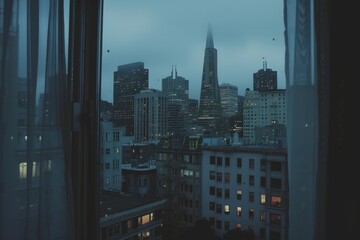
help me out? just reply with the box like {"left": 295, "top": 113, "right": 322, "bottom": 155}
{"left": 206, "top": 23, "right": 214, "bottom": 48}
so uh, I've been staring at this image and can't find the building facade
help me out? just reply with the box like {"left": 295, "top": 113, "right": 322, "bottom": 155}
{"left": 253, "top": 60, "right": 278, "bottom": 92}
{"left": 201, "top": 146, "right": 288, "bottom": 240}
{"left": 134, "top": 89, "right": 167, "bottom": 143}
{"left": 156, "top": 134, "right": 203, "bottom": 239}
{"left": 219, "top": 83, "right": 238, "bottom": 117}
{"left": 162, "top": 66, "right": 190, "bottom": 134}
{"left": 113, "top": 62, "right": 149, "bottom": 136}
{"left": 100, "top": 122, "right": 123, "bottom": 191}
{"left": 243, "top": 89, "right": 286, "bottom": 145}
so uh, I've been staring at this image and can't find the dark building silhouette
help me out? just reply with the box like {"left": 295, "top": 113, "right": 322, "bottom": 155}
{"left": 100, "top": 99, "right": 113, "bottom": 122}
{"left": 162, "top": 66, "right": 190, "bottom": 134}
{"left": 113, "top": 62, "right": 149, "bottom": 135}
{"left": 197, "top": 25, "right": 222, "bottom": 133}
{"left": 253, "top": 59, "right": 277, "bottom": 91}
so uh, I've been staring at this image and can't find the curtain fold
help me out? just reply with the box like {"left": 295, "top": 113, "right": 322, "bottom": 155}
{"left": 0, "top": 0, "right": 72, "bottom": 239}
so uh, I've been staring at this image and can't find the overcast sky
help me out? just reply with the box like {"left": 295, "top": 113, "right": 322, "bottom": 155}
{"left": 101, "top": 0, "right": 285, "bottom": 103}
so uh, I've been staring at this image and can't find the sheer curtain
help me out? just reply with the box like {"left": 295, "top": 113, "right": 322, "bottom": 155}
{"left": 0, "top": 0, "right": 72, "bottom": 239}
{"left": 285, "top": 0, "right": 331, "bottom": 239}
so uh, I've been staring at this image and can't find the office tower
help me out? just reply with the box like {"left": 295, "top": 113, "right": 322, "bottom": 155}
{"left": 201, "top": 145, "right": 288, "bottom": 239}
{"left": 113, "top": 62, "right": 149, "bottom": 135}
{"left": 243, "top": 88, "right": 286, "bottom": 145}
{"left": 253, "top": 59, "right": 278, "bottom": 91}
{"left": 219, "top": 83, "right": 238, "bottom": 117}
{"left": 162, "top": 66, "right": 190, "bottom": 134}
{"left": 188, "top": 98, "right": 199, "bottom": 124}
{"left": 134, "top": 89, "right": 167, "bottom": 143}
{"left": 197, "top": 25, "right": 222, "bottom": 133}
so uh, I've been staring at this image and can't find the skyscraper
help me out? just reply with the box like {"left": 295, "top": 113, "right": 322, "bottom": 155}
{"left": 113, "top": 62, "right": 149, "bottom": 135}
{"left": 197, "top": 25, "right": 222, "bottom": 133}
{"left": 162, "top": 66, "right": 189, "bottom": 134}
{"left": 219, "top": 83, "right": 238, "bottom": 117}
{"left": 253, "top": 59, "right": 278, "bottom": 91}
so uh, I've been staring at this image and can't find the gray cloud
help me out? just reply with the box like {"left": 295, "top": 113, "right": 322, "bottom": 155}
{"left": 101, "top": 0, "right": 285, "bottom": 102}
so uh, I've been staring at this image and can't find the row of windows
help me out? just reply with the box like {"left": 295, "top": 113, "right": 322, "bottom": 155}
{"left": 209, "top": 173, "right": 282, "bottom": 189}
{"left": 208, "top": 208, "right": 282, "bottom": 224}
{"left": 208, "top": 189, "right": 282, "bottom": 207}
{"left": 101, "top": 147, "right": 120, "bottom": 155}
{"left": 209, "top": 156, "right": 282, "bottom": 172}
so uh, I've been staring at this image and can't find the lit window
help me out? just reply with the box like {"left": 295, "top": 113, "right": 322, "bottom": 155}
{"left": 237, "top": 190, "right": 242, "bottom": 200}
{"left": 19, "top": 162, "right": 27, "bottom": 179}
{"left": 224, "top": 205, "right": 230, "bottom": 214}
{"left": 260, "top": 193, "right": 266, "bottom": 204}
{"left": 236, "top": 223, "right": 241, "bottom": 229}
{"left": 271, "top": 196, "right": 282, "bottom": 207}
{"left": 236, "top": 207, "right": 242, "bottom": 216}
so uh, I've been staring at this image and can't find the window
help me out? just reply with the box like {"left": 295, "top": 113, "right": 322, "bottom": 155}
{"left": 224, "top": 189, "right": 230, "bottom": 199}
{"left": 216, "top": 188, "right": 222, "bottom": 198}
{"left": 224, "top": 205, "right": 230, "bottom": 214}
{"left": 271, "top": 196, "right": 282, "bottom": 207}
{"left": 271, "top": 161, "right": 282, "bottom": 172}
{"left": 209, "top": 186, "right": 215, "bottom": 195}
{"left": 210, "top": 156, "right": 215, "bottom": 165}
{"left": 237, "top": 158, "right": 242, "bottom": 168}
{"left": 209, "top": 202, "right": 215, "bottom": 211}
{"left": 249, "top": 158, "right": 255, "bottom": 169}
{"left": 237, "top": 174, "right": 242, "bottom": 184}
{"left": 210, "top": 171, "right": 215, "bottom": 180}
{"left": 224, "top": 173, "right": 230, "bottom": 183}
{"left": 260, "top": 193, "right": 266, "bottom": 204}
{"left": 260, "top": 159, "right": 266, "bottom": 171}
{"left": 260, "top": 211, "right": 266, "bottom": 221}
{"left": 224, "top": 221, "right": 230, "bottom": 231}
{"left": 216, "top": 220, "right": 222, "bottom": 229}
{"left": 216, "top": 172, "right": 222, "bottom": 182}
{"left": 270, "top": 213, "right": 281, "bottom": 224}
{"left": 225, "top": 157, "right": 230, "bottom": 167}
{"left": 216, "top": 157, "right": 222, "bottom": 166}
{"left": 216, "top": 204, "right": 222, "bottom": 213}
{"left": 236, "top": 207, "right": 242, "bottom": 216}
{"left": 270, "top": 178, "right": 282, "bottom": 189}
{"left": 249, "top": 209, "right": 254, "bottom": 219}
{"left": 249, "top": 175, "right": 255, "bottom": 186}
{"left": 237, "top": 190, "right": 242, "bottom": 200}
{"left": 249, "top": 192, "right": 254, "bottom": 202}
{"left": 260, "top": 176, "right": 266, "bottom": 187}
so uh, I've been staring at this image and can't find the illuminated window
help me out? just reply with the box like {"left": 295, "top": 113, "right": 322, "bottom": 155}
{"left": 224, "top": 205, "right": 230, "bottom": 214}
{"left": 271, "top": 196, "right": 282, "bottom": 207}
{"left": 236, "top": 223, "right": 241, "bottom": 229}
{"left": 236, "top": 207, "right": 242, "bottom": 216}
{"left": 260, "top": 193, "right": 266, "bottom": 204}
{"left": 19, "top": 163, "right": 27, "bottom": 179}
{"left": 237, "top": 190, "right": 242, "bottom": 200}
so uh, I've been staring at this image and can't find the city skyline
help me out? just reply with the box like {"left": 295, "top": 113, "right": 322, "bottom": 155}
{"left": 101, "top": 0, "right": 285, "bottom": 103}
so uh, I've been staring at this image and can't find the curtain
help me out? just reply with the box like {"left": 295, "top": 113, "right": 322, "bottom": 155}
{"left": 285, "top": 0, "right": 329, "bottom": 239}
{"left": 0, "top": 0, "right": 72, "bottom": 239}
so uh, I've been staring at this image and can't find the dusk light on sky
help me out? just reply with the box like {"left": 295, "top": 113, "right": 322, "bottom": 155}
{"left": 100, "top": 0, "right": 285, "bottom": 103}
